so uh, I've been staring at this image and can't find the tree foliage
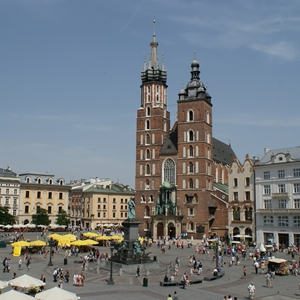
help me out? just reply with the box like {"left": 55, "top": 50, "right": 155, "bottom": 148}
{"left": 0, "top": 206, "right": 15, "bottom": 225}
{"left": 32, "top": 208, "right": 51, "bottom": 226}
{"left": 56, "top": 209, "right": 70, "bottom": 226}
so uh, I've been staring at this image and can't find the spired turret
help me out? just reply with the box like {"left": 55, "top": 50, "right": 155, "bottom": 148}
{"left": 178, "top": 59, "right": 211, "bottom": 104}
{"left": 141, "top": 20, "right": 167, "bottom": 85}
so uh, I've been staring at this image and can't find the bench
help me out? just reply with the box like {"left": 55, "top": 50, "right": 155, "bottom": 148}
{"left": 160, "top": 281, "right": 182, "bottom": 287}
{"left": 204, "top": 271, "right": 225, "bottom": 281}
{"left": 160, "top": 279, "right": 202, "bottom": 287}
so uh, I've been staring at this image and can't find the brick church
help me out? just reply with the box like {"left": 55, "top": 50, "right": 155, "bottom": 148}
{"left": 135, "top": 30, "right": 236, "bottom": 239}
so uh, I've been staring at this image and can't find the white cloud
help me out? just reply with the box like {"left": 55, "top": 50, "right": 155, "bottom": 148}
{"left": 168, "top": 3, "right": 300, "bottom": 61}
{"left": 251, "top": 41, "right": 298, "bottom": 61}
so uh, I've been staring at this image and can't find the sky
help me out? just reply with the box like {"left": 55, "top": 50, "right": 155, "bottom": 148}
{"left": 0, "top": 0, "right": 299, "bottom": 187}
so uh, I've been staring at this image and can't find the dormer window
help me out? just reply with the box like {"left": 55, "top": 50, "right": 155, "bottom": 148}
{"left": 59, "top": 179, "right": 64, "bottom": 186}
{"left": 48, "top": 179, "right": 53, "bottom": 185}
{"left": 26, "top": 177, "right": 30, "bottom": 183}
{"left": 37, "top": 178, "right": 41, "bottom": 184}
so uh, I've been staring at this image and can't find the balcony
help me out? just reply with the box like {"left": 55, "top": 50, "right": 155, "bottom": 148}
{"left": 272, "top": 193, "right": 288, "bottom": 199}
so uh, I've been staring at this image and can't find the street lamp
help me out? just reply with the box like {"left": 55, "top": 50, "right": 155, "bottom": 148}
{"left": 107, "top": 245, "right": 114, "bottom": 285}
{"left": 48, "top": 238, "right": 55, "bottom": 267}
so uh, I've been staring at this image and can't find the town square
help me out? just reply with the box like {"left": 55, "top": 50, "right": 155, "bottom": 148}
{"left": 1, "top": 0, "right": 300, "bottom": 299}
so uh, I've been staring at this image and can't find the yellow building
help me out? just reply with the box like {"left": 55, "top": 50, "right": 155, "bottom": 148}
{"left": 19, "top": 173, "right": 70, "bottom": 225}
{"left": 69, "top": 179, "right": 135, "bottom": 229}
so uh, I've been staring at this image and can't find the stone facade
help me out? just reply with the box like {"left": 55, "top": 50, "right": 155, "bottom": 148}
{"left": 19, "top": 173, "right": 70, "bottom": 225}
{"left": 69, "top": 179, "right": 135, "bottom": 230}
{"left": 255, "top": 147, "right": 300, "bottom": 247}
{"left": 0, "top": 167, "right": 20, "bottom": 221}
{"left": 228, "top": 156, "right": 255, "bottom": 241}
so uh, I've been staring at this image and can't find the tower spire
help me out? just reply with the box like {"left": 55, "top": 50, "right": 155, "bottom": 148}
{"left": 150, "top": 19, "right": 158, "bottom": 67}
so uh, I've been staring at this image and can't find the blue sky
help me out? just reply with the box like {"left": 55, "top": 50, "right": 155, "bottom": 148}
{"left": 0, "top": 0, "right": 299, "bottom": 187}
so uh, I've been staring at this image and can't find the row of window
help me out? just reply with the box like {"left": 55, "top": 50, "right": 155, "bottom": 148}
{"left": 183, "top": 130, "right": 211, "bottom": 144}
{"left": 263, "top": 215, "right": 300, "bottom": 227}
{"left": 233, "top": 177, "right": 251, "bottom": 187}
{"left": 97, "top": 198, "right": 128, "bottom": 204}
{"left": 264, "top": 198, "right": 300, "bottom": 209}
{"left": 232, "top": 207, "right": 253, "bottom": 221}
{"left": 94, "top": 212, "right": 128, "bottom": 218}
{"left": 25, "top": 177, "right": 64, "bottom": 185}
{"left": 0, "top": 189, "right": 18, "bottom": 195}
{"left": 24, "top": 205, "right": 63, "bottom": 214}
{"left": 233, "top": 191, "right": 251, "bottom": 201}
{"left": 96, "top": 204, "right": 128, "bottom": 210}
{"left": 25, "top": 191, "right": 64, "bottom": 200}
{"left": 263, "top": 183, "right": 300, "bottom": 194}
{"left": 263, "top": 169, "right": 300, "bottom": 180}
{"left": 0, "top": 197, "right": 18, "bottom": 206}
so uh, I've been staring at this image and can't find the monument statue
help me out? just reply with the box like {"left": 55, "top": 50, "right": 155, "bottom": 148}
{"left": 128, "top": 197, "right": 136, "bottom": 220}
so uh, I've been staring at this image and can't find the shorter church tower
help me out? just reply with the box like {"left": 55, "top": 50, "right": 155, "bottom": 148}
{"left": 176, "top": 60, "right": 214, "bottom": 235}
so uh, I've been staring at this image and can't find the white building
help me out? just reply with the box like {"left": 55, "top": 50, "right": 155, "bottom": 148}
{"left": 255, "top": 147, "right": 300, "bottom": 248}
{"left": 0, "top": 167, "right": 20, "bottom": 220}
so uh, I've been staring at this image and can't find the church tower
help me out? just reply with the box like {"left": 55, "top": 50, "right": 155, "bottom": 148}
{"left": 135, "top": 27, "right": 170, "bottom": 236}
{"left": 176, "top": 60, "right": 214, "bottom": 235}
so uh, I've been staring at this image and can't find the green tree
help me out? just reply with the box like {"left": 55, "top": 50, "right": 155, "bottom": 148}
{"left": 0, "top": 206, "right": 15, "bottom": 225}
{"left": 56, "top": 209, "right": 70, "bottom": 226}
{"left": 32, "top": 208, "right": 51, "bottom": 226}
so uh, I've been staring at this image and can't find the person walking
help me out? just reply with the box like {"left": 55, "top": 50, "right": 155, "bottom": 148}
{"left": 173, "top": 291, "right": 178, "bottom": 300}
{"left": 18, "top": 258, "right": 22, "bottom": 270}
{"left": 265, "top": 272, "right": 272, "bottom": 288}
{"left": 254, "top": 261, "right": 259, "bottom": 274}
{"left": 167, "top": 294, "right": 173, "bottom": 300}
{"left": 243, "top": 265, "right": 247, "bottom": 278}
{"left": 136, "top": 265, "right": 140, "bottom": 277}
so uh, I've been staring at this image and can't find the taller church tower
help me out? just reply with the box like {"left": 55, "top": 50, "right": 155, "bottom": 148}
{"left": 135, "top": 28, "right": 170, "bottom": 235}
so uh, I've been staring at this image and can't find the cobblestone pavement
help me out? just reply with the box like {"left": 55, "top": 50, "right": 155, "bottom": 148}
{"left": 1, "top": 232, "right": 300, "bottom": 299}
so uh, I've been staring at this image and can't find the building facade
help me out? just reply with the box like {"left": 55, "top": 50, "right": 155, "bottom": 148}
{"left": 69, "top": 179, "right": 135, "bottom": 229}
{"left": 228, "top": 156, "right": 255, "bottom": 241}
{"left": 19, "top": 173, "right": 70, "bottom": 225}
{"left": 135, "top": 31, "right": 235, "bottom": 239}
{"left": 0, "top": 167, "right": 20, "bottom": 221}
{"left": 256, "top": 147, "right": 300, "bottom": 247}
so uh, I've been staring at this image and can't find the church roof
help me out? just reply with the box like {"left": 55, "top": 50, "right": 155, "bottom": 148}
{"left": 212, "top": 138, "right": 236, "bottom": 165}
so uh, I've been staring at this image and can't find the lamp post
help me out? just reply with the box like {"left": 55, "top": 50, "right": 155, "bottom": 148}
{"left": 48, "top": 238, "right": 55, "bottom": 267}
{"left": 107, "top": 245, "right": 114, "bottom": 285}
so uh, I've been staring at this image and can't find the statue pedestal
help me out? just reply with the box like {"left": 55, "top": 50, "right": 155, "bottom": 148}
{"left": 122, "top": 219, "right": 140, "bottom": 242}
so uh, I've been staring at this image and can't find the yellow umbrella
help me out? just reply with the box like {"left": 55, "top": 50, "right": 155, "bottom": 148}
{"left": 96, "top": 235, "right": 111, "bottom": 241}
{"left": 70, "top": 240, "right": 85, "bottom": 246}
{"left": 83, "top": 232, "right": 99, "bottom": 238}
{"left": 29, "top": 240, "right": 47, "bottom": 247}
{"left": 57, "top": 239, "right": 71, "bottom": 247}
{"left": 11, "top": 241, "right": 30, "bottom": 247}
{"left": 48, "top": 233, "right": 62, "bottom": 240}
{"left": 111, "top": 235, "right": 124, "bottom": 241}
{"left": 62, "top": 234, "right": 77, "bottom": 241}
{"left": 81, "top": 239, "right": 98, "bottom": 246}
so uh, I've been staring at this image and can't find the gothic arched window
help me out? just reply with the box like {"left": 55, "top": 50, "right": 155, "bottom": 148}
{"left": 163, "top": 159, "right": 176, "bottom": 185}
{"left": 189, "top": 130, "right": 194, "bottom": 142}
{"left": 187, "top": 110, "right": 194, "bottom": 122}
{"left": 189, "top": 145, "right": 194, "bottom": 157}
{"left": 146, "top": 134, "right": 151, "bottom": 145}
